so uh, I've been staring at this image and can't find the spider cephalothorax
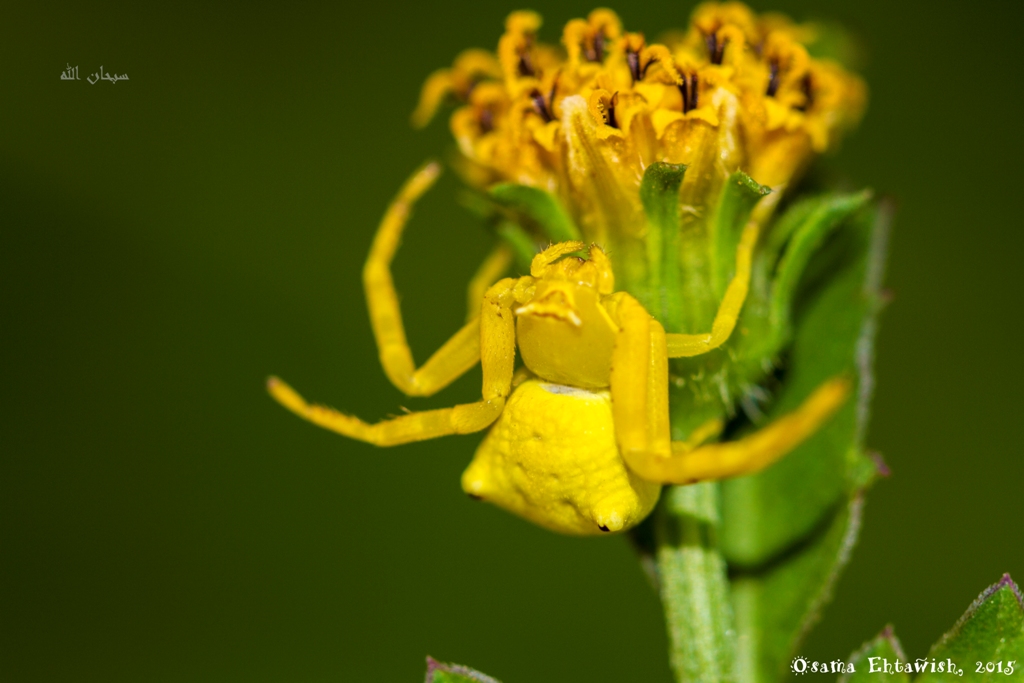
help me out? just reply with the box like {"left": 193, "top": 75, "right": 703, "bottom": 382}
{"left": 268, "top": 163, "right": 847, "bottom": 535}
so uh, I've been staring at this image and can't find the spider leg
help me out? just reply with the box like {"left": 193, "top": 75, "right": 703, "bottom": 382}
{"left": 608, "top": 293, "right": 673, "bottom": 463}
{"left": 465, "top": 243, "right": 513, "bottom": 322}
{"left": 266, "top": 377, "right": 504, "bottom": 446}
{"left": 646, "top": 378, "right": 850, "bottom": 483}
{"left": 609, "top": 293, "right": 850, "bottom": 484}
{"left": 267, "top": 276, "right": 526, "bottom": 446}
{"left": 363, "top": 162, "right": 481, "bottom": 397}
{"left": 664, "top": 222, "right": 759, "bottom": 358}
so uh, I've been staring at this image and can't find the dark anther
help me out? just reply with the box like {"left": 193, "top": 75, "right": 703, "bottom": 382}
{"left": 531, "top": 89, "right": 553, "bottom": 122}
{"left": 598, "top": 524, "right": 611, "bottom": 532}
{"left": 796, "top": 73, "right": 814, "bottom": 112}
{"left": 606, "top": 92, "right": 619, "bottom": 129}
{"left": 517, "top": 51, "right": 534, "bottom": 77}
{"left": 678, "top": 71, "right": 699, "bottom": 114}
{"left": 467, "top": 493, "right": 484, "bottom": 501}
{"left": 479, "top": 108, "right": 494, "bottom": 134}
{"left": 627, "top": 49, "right": 641, "bottom": 84}
{"left": 705, "top": 31, "right": 727, "bottom": 65}
{"left": 626, "top": 43, "right": 659, "bottom": 83}
{"left": 547, "top": 74, "right": 560, "bottom": 119}
{"left": 592, "top": 31, "right": 607, "bottom": 63}
{"left": 766, "top": 59, "right": 780, "bottom": 97}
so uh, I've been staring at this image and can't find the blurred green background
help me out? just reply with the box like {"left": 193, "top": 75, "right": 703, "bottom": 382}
{"left": 2, "top": 1, "right": 1022, "bottom": 681}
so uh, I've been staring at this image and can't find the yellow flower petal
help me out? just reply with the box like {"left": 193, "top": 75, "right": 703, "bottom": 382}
{"left": 533, "top": 120, "right": 561, "bottom": 152}
{"left": 416, "top": 3, "right": 866, "bottom": 221}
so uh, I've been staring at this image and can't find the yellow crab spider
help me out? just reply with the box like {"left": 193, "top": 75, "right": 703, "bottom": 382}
{"left": 268, "top": 163, "right": 849, "bottom": 536}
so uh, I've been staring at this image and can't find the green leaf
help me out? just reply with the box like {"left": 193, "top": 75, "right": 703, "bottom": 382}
{"left": 720, "top": 198, "right": 891, "bottom": 683}
{"left": 839, "top": 576, "right": 1024, "bottom": 682}
{"left": 639, "top": 162, "right": 687, "bottom": 326}
{"left": 708, "top": 171, "right": 771, "bottom": 299}
{"left": 732, "top": 493, "right": 864, "bottom": 683}
{"left": 916, "top": 575, "right": 1024, "bottom": 683}
{"left": 766, "top": 190, "right": 873, "bottom": 358}
{"left": 724, "top": 198, "right": 887, "bottom": 565}
{"left": 425, "top": 657, "right": 502, "bottom": 683}
{"left": 759, "top": 196, "right": 822, "bottom": 271}
{"left": 838, "top": 627, "right": 911, "bottom": 682}
{"left": 489, "top": 183, "right": 581, "bottom": 244}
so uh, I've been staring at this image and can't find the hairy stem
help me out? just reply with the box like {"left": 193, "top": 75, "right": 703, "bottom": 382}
{"left": 656, "top": 483, "right": 738, "bottom": 683}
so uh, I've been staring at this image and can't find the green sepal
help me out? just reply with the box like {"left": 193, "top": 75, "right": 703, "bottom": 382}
{"left": 915, "top": 575, "right": 1024, "bottom": 683}
{"left": 838, "top": 628, "right": 911, "bottom": 682}
{"left": 489, "top": 183, "right": 582, "bottom": 244}
{"left": 425, "top": 657, "right": 502, "bottom": 683}
{"left": 640, "top": 161, "right": 687, "bottom": 228}
{"left": 639, "top": 162, "right": 687, "bottom": 326}
{"left": 709, "top": 171, "right": 770, "bottom": 299}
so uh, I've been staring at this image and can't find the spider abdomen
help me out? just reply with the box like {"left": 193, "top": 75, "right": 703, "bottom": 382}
{"left": 462, "top": 379, "right": 661, "bottom": 535}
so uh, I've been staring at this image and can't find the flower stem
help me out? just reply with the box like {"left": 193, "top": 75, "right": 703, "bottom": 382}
{"left": 656, "top": 482, "right": 738, "bottom": 683}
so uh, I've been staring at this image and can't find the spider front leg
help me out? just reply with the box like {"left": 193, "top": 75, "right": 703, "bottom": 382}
{"left": 268, "top": 276, "right": 528, "bottom": 446}
{"left": 656, "top": 378, "right": 850, "bottom": 482}
{"left": 664, "top": 221, "right": 758, "bottom": 358}
{"left": 607, "top": 293, "right": 673, "bottom": 464}
{"left": 465, "top": 243, "right": 513, "bottom": 322}
{"left": 608, "top": 293, "right": 850, "bottom": 485}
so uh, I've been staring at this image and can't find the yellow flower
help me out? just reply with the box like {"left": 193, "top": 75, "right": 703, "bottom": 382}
{"left": 416, "top": 3, "right": 865, "bottom": 227}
